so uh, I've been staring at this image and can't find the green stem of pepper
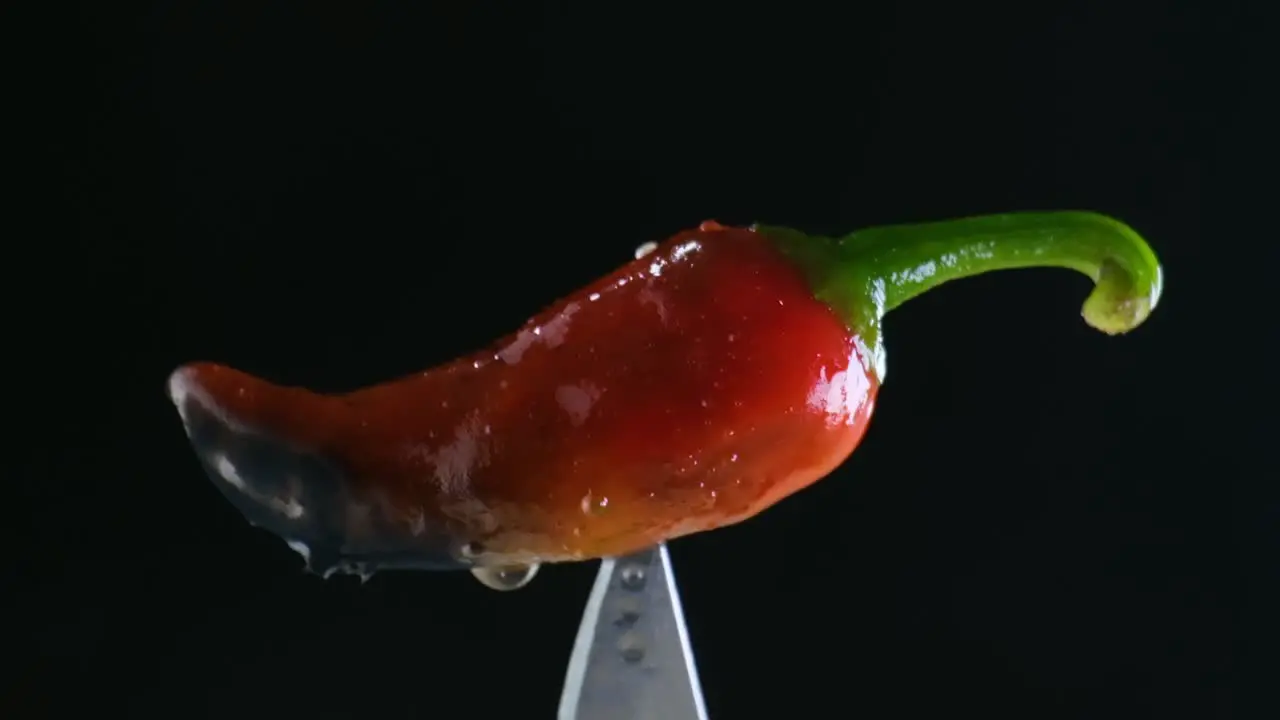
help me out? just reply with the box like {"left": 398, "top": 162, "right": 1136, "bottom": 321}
{"left": 758, "top": 211, "right": 1163, "bottom": 381}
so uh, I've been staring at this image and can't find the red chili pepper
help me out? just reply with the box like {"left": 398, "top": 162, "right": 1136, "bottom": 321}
{"left": 169, "top": 212, "right": 1161, "bottom": 589}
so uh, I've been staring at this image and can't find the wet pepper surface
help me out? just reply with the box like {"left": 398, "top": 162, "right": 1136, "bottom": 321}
{"left": 175, "top": 223, "right": 875, "bottom": 568}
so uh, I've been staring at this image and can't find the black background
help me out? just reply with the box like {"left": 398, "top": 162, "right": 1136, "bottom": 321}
{"left": 15, "top": 1, "right": 1273, "bottom": 718}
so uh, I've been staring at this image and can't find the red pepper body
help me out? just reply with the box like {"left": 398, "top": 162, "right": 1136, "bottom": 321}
{"left": 169, "top": 222, "right": 878, "bottom": 574}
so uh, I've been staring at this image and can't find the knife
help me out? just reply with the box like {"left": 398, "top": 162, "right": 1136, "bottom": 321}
{"left": 557, "top": 543, "right": 709, "bottom": 719}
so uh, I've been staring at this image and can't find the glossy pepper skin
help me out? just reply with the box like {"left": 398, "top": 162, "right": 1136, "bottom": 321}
{"left": 168, "top": 213, "right": 1162, "bottom": 588}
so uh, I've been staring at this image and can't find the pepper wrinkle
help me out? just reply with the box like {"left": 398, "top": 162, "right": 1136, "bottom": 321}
{"left": 169, "top": 211, "right": 1160, "bottom": 585}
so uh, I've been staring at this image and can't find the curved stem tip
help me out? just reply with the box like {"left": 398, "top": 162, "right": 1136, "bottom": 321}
{"left": 759, "top": 211, "right": 1163, "bottom": 378}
